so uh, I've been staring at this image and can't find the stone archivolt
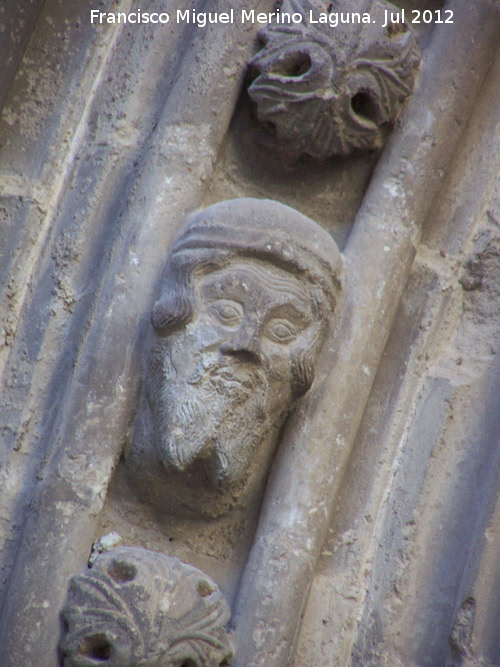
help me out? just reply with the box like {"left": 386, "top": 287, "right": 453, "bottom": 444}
{"left": 1, "top": 2, "right": 500, "bottom": 666}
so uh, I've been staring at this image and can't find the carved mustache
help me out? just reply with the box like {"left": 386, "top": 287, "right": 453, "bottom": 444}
{"left": 186, "top": 356, "right": 265, "bottom": 392}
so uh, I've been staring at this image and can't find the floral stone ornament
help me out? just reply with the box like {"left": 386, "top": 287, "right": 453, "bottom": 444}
{"left": 60, "top": 547, "right": 233, "bottom": 666}
{"left": 248, "top": 0, "right": 421, "bottom": 158}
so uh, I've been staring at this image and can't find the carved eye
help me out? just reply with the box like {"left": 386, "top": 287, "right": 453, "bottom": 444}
{"left": 265, "top": 319, "right": 298, "bottom": 344}
{"left": 208, "top": 300, "right": 243, "bottom": 326}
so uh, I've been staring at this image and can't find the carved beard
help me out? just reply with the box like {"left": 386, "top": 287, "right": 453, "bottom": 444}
{"left": 150, "top": 350, "right": 275, "bottom": 489}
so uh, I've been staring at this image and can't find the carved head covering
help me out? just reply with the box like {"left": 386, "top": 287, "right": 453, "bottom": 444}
{"left": 153, "top": 198, "right": 343, "bottom": 334}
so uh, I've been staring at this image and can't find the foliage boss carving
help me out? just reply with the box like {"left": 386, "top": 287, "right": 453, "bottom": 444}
{"left": 60, "top": 547, "right": 233, "bottom": 666}
{"left": 248, "top": 0, "right": 421, "bottom": 158}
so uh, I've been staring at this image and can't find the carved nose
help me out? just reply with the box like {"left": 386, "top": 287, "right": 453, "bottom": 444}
{"left": 219, "top": 326, "right": 261, "bottom": 362}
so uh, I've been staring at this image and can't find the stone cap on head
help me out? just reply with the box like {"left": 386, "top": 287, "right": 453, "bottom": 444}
{"left": 171, "top": 198, "right": 344, "bottom": 310}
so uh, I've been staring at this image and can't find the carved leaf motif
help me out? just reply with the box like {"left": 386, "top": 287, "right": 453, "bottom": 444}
{"left": 248, "top": 0, "right": 421, "bottom": 158}
{"left": 60, "top": 547, "right": 233, "bottom": 666}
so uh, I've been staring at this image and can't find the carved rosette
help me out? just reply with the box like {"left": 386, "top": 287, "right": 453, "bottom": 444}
{"left": 248, "top": 0, "right": 421, "bottom": 158}
{"left": 60, "top": 547, "right": 233, "bottom": 666}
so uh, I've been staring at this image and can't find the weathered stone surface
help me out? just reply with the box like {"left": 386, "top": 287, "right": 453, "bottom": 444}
{"left": 1, "top": 1, "right": 500, "bottom": 666}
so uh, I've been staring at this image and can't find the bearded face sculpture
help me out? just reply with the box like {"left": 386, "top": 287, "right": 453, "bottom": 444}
{"left": 147, "top": 198, "right": 343, "bottom": 493}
